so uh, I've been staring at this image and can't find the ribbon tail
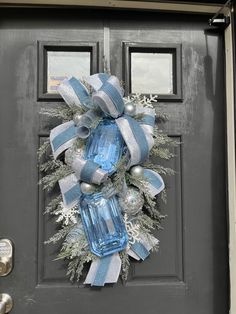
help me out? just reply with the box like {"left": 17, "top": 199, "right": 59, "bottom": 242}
{"left": 143, "top": 169, "right": 165, "bottom": 197}
{"left": 128, "top": 233, "right": 159, "bottom": 261}
{"left": 58, "top": 174, "right": 81, "bottom": 209}
{"left": 84, "top": 253, "right": 121, "bottom": 286}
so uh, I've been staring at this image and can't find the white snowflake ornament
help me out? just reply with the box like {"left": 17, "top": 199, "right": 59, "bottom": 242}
{"left": 55, "top": 203, "right": 79, "bottom": 225}
{"left": 124, "top": 214, "right": 140, "bottom": 245}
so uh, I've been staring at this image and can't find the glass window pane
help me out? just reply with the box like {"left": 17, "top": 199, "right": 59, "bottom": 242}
{"left": 47, "top": 51, "right": 90, "bottom": 93}
{"left": 131, "top": 52, "right": 173, "bottom": 94}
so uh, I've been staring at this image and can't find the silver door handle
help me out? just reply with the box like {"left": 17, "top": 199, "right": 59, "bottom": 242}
{"left": 0, "top": 294, "right": 13, "bottom": 314}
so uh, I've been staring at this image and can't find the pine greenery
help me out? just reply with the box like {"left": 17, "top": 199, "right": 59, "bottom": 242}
{"left": 38, "top": 92, "right": 178, "bottom": 284}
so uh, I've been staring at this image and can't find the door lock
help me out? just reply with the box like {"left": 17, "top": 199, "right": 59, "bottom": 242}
{"left": 0, "top": 240, "right": 13, "bottom": 277}
{"left": 0, "top": 294, "right": 13, "bottom": 314}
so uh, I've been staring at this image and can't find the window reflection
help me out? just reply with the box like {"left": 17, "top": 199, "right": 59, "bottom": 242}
{"left": 47, "top": 51, "right": 90, "bottom": 93}
{"left": 131, "top": 52, "right": 173, "bottom": 94}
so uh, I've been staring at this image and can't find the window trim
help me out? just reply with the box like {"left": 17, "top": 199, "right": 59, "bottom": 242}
{"left": 37, "top": 41, "right": 98, "bottom": 101}
{"left": 123, "top": 42, "right": 182, "bottom": 101}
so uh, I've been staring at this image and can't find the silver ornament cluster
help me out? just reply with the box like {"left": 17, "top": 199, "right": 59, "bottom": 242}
{"left": 80, "top": 182, "right": 96, "bottom": 194}
{"left": 118, "top": 187, "right": 144, "bottom": 216}
{"left": 130, "top": 165, "right": 144, "bottom": 178}
{"left": 73, "top": 113, "right": 82, "bottom": 125}
{"left": 124, "top": 103, "right": 136, "bottom": 116}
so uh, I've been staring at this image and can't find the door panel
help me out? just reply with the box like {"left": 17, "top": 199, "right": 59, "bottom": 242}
{"left": 0, "top": 8, "right": 228, "bottom": 314}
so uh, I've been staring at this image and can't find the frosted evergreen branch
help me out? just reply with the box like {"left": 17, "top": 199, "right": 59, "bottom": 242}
{"left": 39, "top": 165, "right": 73, "bottom": 191}
{"left": 155, "top": 109, "right": 169, "bottom": 121}
{"left": 136, "top": 213, "right": 162, "bottom": 233}
{"left": 45, "top": 225, "right": 74, "bottom": 244}
{"left": 66, "top": 253, "right": 95, "bottom": 282}
{"left": 44, "top": 195, "right": 62, "bottom": 214}
{"left": 38, "top": 139, "right": 50, "bottom": 160}
{"left": 40, "top": 158, "right": 63, "bottom": 173}
{"left": 143, "top": 193, "right": 166, "bottom": 222}
{"left": 111, "top": 155, "right": 129, "bottom": 193}
{"left": 160, "top": 189, "right": 167, "bottom": 204}
{"left": 153, "top": 132, "right": 179, "bottom": 147}
{"left": 142, "top": 162, "right": 175, "bottom": 176}
{"left": 66, "top": 257, "right": 80, "bottom": 282}
{"left": 40, "top": 105, "right": 81, "bottom": 121}
{"left": 119, "top": 251, "right": 130, "bottom": 282}
{"left": 150, "top": 147, "right": 175, "bottom": 160}
{"left": 56, "top": 235, "right": 89, "bottom": 260}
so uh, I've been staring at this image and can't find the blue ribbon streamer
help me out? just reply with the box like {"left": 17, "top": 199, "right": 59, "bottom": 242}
{"left": 131, "top": 242, "right": 150, "bottom": 260}
{"left": 124, "top": 115, "right": 150, "bottom": 163}
{"left": 64, "top": 184, "right": 81, "bottom": 206}
{"left": 93, "top": 255, "right": 113, "bottom": 286}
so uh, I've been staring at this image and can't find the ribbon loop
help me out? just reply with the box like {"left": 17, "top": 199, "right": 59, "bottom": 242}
{"left": 50, "top": 121, "right": 78, "bottom": 159}
{"left": 58, "top": 76, "right": 92, "bottom": 109}
{"left": 71, "top": 155, "right": 108, "bottom": 185}
{"left": 75, "top": 109, "right": 103, "bottom": 139}
{"left": 143, "top": 169, "right": 165, "bottom": 197}
{"left": 116, "top": 115, "right": 150, "bottom": 167}
{"left": 93, "top": 76, "right": 124, "bottom": 118}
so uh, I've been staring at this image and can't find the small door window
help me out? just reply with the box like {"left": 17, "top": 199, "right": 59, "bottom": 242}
{"left": 123, "top": 42, "right": 182, "bottom": 101}
{"left": 38, "top": 41, "right": 98, "bottom": 101}
{"left": 47, "top": 51, "right": 90, "bottom": 94}
{"left": 131, "top": 52, "right": 173, "bottom": 94}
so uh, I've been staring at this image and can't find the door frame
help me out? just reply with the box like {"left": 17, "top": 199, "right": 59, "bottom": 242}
{"left": 0, "top": 1, "right": 235, "bottom": 313}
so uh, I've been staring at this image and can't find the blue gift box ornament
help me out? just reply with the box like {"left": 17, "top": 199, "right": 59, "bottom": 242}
{"left": 84, "top": 118, "right": 125, "bottom": 174}
{"left": 80, "top": 192, "right": 128, "bottom": 257}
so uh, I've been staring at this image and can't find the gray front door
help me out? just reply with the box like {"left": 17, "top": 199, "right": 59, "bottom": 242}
{"left": 0, "top": 7, "right": 228, "bottom": 314}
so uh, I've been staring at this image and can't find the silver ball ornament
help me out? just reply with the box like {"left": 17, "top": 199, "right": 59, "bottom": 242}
{"left": 80, "top": 182, "right": 95, "bottom": 194}
{"left": 124, "top": 103, "right": 136, "bottom": 116}
{"left": 73, "top": 113, "right": 82, "bottom": 125}
{"left": 130, "top": 165, "right": 144, "bottom": 178}
{"left": 119, "top": 187, "right": 144, "bottom": 215}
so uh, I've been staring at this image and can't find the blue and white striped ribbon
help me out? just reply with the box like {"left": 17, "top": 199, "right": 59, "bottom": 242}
{"left": 128, "top": 233, "right": 159, "bottom": 261}
{"left": 57, "top": 76, "right": 92, "bottom": 109}
{"left": 92, "top": 76, "right": 124, "bottom": 118}
{"left": 50, "top": 121, "right": 78, "bottom": 159}
{"left": 143, "top": 169, "right": 165, "bottom": 197}
{"left": 84, "top": 253, "right": 121, "bottom": 286}
{"left": 115, "top": 115, "right": 151, "bottom": 167}
{"left": 58, "top": 174, "right": 81, "bottom": 209}
{"left": 136, "top": 105, "right": 156, "bottom": 135}
{"left": 130, "top": 241, "right": 150, "bottom": 260}
{"left": 75, "top": 109, "right": 103, "bottom": 139}
{"left": 86, "top": 73, "right": 111, "bottom": 91}
{"left": 71, "top": 155, "right": 108, "bottom": 185}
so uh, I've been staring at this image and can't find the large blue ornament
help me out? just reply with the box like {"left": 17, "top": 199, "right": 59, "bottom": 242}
{"left": 80, "top": 192, "right": 128, "bottom": 257}
{"left": 84, "top": 118, "right": 125, "bottom": 174}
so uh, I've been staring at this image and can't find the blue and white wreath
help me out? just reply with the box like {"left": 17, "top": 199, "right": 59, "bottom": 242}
{"left": 39, "top": 73, "right": 177, "bottom": 286}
